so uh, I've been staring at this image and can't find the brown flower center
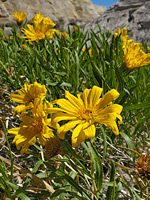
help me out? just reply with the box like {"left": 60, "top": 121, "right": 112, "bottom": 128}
{"left": 29, "top": 118, "right": 43, "bottom": 136}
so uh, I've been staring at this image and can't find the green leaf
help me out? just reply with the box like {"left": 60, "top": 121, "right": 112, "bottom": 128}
{"left": 31, "top": 160, "right": 43, "bottom": 173}
{"left": 106, "top": 161, "right": 116, "bottom": 200}
{"left": 86, "top": 141, "right": 103, "bottom": 191}
{"left": 60, "top": 82, "right": 72, "bottom": 87}
{"left": 75, "top": 51, "right": 80, "bottom": 93}
{"left": 16, "top": 192, "right": 30, "bottom": 200}
{"left": 6, "top": 181, "right": 19, "bottom": 190}
{"left": 123, "top": 102, "right": 150, "bottom": 111}
{"left": 119, "top": 132, "right": 134, "bottom": 159}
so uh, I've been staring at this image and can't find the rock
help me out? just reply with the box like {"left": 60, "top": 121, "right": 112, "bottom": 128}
{"left": 0, "top": 0, "right": 106, "bottom": 30}
{"left": 85, "top": 0, "right": 150, "bottom": 44}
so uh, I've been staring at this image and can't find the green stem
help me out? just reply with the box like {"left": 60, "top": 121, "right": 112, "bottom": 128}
{"left": 1, "top": 120, "right": 13, "bottom": 182}
{"left": 90, "top": 145, "right": 98, "bottom": 199}
{"left": 0, "top": 60, "right": 13, "bottom": 84}
{"left": 66, "top": 53, "right": 70, "bottom": 82}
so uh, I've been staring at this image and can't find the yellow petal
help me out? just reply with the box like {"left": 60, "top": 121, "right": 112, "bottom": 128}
{"left": 97, "top": 89, "right": 120, "bottom": 109}
{"left": 65, "top": 90, "right": 83, "bottom": 108}
{"left": 90, "top": 86, "right": 103, "bottom": 107}
{"left": 13, "top": 105, "right": 26, "bottom": 116}
{"left": 8, "top": 127, "right": 20, "bottom": 135}
{"left": 82, "top": 88, "right": 91, "bottom": 108}
{"left": 57, "top": 120, "right": 81, "bottom": 139}
{"left": 9, "top": 94, "right": 24, "bottom": 103}
{"left": 54, "top": 99, "right": 79, "bottom": 114}
{"left": 97, "top": 104, "right": 123, "bottom": 115}
{"left": 72, "top": 124, "right": 83, "bottom": 146}
{"left": 52, "top": 112, "right": 77, "bottom": 124}
{"left": 47, "top": 107, "right": 65, "bottom": 114}
{"left": 96, "top": 113, "right": 120, "bottom": 135}
{"left": 72, "top": 129, "right": 86, "bottom": 147}
{"left": 83, "top": 124, "right": 96, "bottom": 139}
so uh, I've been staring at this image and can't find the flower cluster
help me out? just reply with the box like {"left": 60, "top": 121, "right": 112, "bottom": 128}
{"left": 9, "top": 83, "right": 123, "bottom": 155}
{"left": 22, "top": 12, "right": 58, "bottom": 42}
{"left": 8, "top": 82, "right": 55, "bottom": 156}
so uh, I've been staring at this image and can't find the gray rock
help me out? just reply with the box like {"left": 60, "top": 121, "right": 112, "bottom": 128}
{"left": 85, "top": 0, "right": 150, "bottom": 44}
{"left": 0, "top": 0, "right": 106, "bottom": 30}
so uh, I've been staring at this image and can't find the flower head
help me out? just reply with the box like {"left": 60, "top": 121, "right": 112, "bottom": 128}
{"left": 48, "top": 86, "right": 122, "bottom": 147}
{"left": 22, "top": 12, "right": 56, "bottom": 42}
{"left": 61, "top": 32, "right": 68, "bottom": 39}
{"left": 121, "top": 28, "right": 150, "bottom": 69}
{"left": 13, "top": 11, "right": 27, "bottom": 23}
{"left": 136, "top": 154, "right": 150, "bottom": 180}
{"left": 9, "top": 82, "right": 47, "bottom": 115}
{"left": 113, "top": 28, "right": 121, "bottom": 38}
{"left": 9, "top": 36, "right": 13, "bottom": 40}
{"left": 74, "top": 26, "right": 79, "bottom": 33}
{"left": 21, "top": 44, "right": 26, "bottom": 49}
{"left": 52, "top": 30, "right": 60, "bottom": 38}
{"left": 88, "top": 48, "right": 99, "bottom": 58}
{"left": 8, "top": 99, "right": 54, "bottom": 156}
{"left": 44, "top": 136, "right": 61, "bottom": 159}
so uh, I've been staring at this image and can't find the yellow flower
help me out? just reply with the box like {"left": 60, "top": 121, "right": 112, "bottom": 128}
{"left": 48, "top": 86, "right": 123, "bottom": 147}
{"left": 74, "top": 27, "right": 79, "bottom": 33}
{"left": 8, "top": 99, "right": 54, "bottom": 156}
{"left": 17, "top": 32, "right": 21, "bottom": 36}
{"left": 113, "top": 28, "right": 121, "bottom": 38}
{"left": 121, "top": 28, "right": 134, "bottom": 47}
{"left": 88, "top": 49, "right": 93, "bottom": 57}
{"left": 52, "top": 29, "right": 60, "bottom": 38}
{"left": 147, "top": 46, "right": 150, "bottom": 50}
{"left": 82, "top": 48, "right": 86, "bottom": 52}
{"left": 13, "top": 11, "right": 27, "bottom": 23}
{"left": 9, "top": 82, "right": 47, "bottom": 115}
{"left": 21, "top": 44, "right": 26, "bottom": 49}
{"left": 89, "top": 49, "right": 99, "bottom": 57}
{"left": 82, "top": 48, "right": 99, "bottom": 57}
{"left": 61, "top": 32, "right": 68, "bottom": 39}
{"left": 122, "top": 29, "right": 150, "bottom": 69}
{"left": 22, "top": 12, "right": 56, "bottom": 42}
{"left": 113, "top": 33, "right": 118, "bottom": 38}
{"left": 9, "top": 36, "right": 13, "bottom": 40}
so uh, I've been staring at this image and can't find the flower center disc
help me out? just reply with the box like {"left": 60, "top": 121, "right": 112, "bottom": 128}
{"left": 29, "top": 118, "right": 43, "bottom": 136}
{"left": 79, "top": 107, "right": 93, "bottom": 121}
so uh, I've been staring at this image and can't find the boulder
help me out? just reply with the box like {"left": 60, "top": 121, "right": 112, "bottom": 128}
{"left": 85, "top": 0, "right": 150, "bottom": 44}
{"left": 0, "top": 0, "right": 106, "bottom": 30}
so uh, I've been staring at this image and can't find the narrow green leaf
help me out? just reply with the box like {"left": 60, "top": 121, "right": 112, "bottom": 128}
{"left": 86, "top": 141, "right": 103, "bottom": 191}
{"left": 31, "top": 160, "right": 43, "bottom": 173}
{"left": 119, "top": 132, "right": 134, "bottom": 159}
{"left": 6, "top": 181, "right": 19, "bottom": 190}
{"left": 16, "top": 192, "right": 30, "bottom": 200}
{"left": 123, "top": 102, "right": 150, "bottom": 111}
{"left": 106, "top": 161, "right": 116, "bottom": 200}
